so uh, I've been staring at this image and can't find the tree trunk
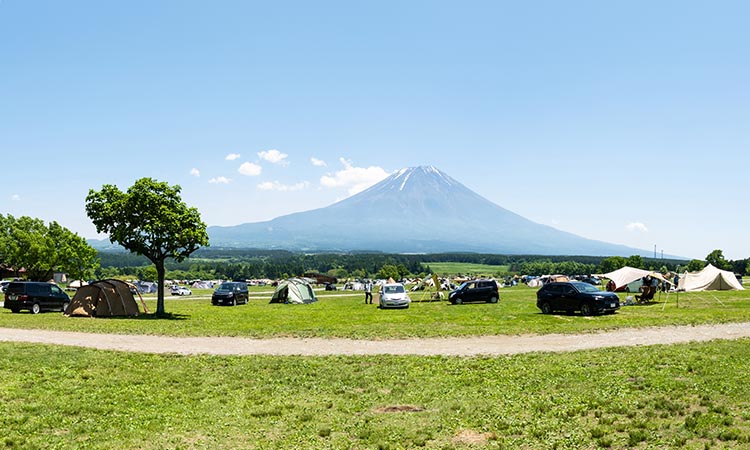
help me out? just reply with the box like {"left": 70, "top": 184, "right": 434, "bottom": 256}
{"left": 156, "top": 259, "right": 166, "bottom": 316}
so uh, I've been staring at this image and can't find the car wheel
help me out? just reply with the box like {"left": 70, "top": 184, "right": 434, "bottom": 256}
{"left": 581, "top": 303, "right": 593, "bottom": 316}
{"left": 454, "top": 297, "right": 462, "bottom": 305}
{"left": 10, "top": 308, "right": 19, "bottom": 314}
{"left": 62, "top": 301, "right": 70, "bottom": 313}
{"left": 31, "top": 303, "right": 41, "bottom": 314}
{"left": 488, "top": 296, "right": 498, "bottom": 304}
{"left": 540, "top": 302, "right": 552, "bottom": 314}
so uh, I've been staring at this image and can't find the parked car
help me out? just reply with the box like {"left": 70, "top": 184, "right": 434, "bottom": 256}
{"left": 448, "top": 279, "right": 499, "bottom": 304}
{"left": 211, "top": 281, "right": 249, "bottom": 306}
{"left": 378, "top": 283, "right": 410, "bottom": 309}
{"left": 3, "top": 281, "right": 71, "bottom": 314}
{"left": 170, "top": 286, "right": 192, "bottom": 296}
{"left": 536, "top": 281, "right": 620, "bottom": 316}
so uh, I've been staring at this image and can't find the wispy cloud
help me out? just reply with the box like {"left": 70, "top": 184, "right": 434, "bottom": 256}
{"left": 238, "top": 162, "right": 262, "bottom": 176}
{"left": 257, "top": 181, "right": 310, "bottom": 192}
{"left": 320, "top": 158, "right": 390, "bottom": 195}
{"left": 225, "top": 153, "right": 241, "bottom": 161}
{"left": 11, "top": 194, "right": 20, "bottom": 201}
{"left": 258, "top": 149, "right": 288, "bottom": 166}
{"left": 208, "top": 176, "right": 232, "bottom": 184}
{"left": 626, "top": 222, "right": 649, "bottom": 232}
{"left": 190, "top": 168, "right": 200, "bottom": 177}
{"left": 310, "top": 157, "right": 327, "bottom": 167}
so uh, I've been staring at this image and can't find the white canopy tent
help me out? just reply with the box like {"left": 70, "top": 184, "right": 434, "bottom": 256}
{"left": 598, "top": 266, "right": 671, "bottom": 291}
{"left": 678, "top": 264, "right": 743, "bottom": 292}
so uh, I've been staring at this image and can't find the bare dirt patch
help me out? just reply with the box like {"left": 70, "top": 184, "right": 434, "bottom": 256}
{"left": 452, "top": 429, "right": 497, "bottom": 445}
{"left": 373, "top": 405, "right": 425, "bottom": 413}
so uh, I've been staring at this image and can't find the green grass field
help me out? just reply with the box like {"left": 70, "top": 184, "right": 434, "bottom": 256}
{"left": 3, "top": 285, "right": 750, "bottom": 448}
{"left": 423, "top": 262, "right": 510, "bottom": 276}
{"left": 2, "top": 340, "right": 750, "bottom": 449}
{"left": 2, "top": 285, "right": 749, "bottom": 338}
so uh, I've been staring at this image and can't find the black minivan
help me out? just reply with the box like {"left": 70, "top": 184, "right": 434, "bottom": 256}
{"left": 4, "top": 281, "right": 71, "bottom": 314}
{"left": 448, "top": 279, "right": 499, "bottom": 304}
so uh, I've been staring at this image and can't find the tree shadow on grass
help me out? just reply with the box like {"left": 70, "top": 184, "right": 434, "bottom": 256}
{"left": 104, "top": 312, "right": 190, "bottom": 321}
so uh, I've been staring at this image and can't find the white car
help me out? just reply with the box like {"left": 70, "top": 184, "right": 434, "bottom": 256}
{"left": 378, "top": 283, "right": 410, "bottom": 309}
{"left": 171, "top": 286, "right": 192, "bottom": 296}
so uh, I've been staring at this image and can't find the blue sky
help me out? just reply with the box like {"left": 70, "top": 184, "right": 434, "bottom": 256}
{"left": 1, "top": 1, "right": 748, "bottom": 260}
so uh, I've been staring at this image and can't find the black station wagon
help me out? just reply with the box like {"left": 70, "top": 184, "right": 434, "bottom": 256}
{"left": 4, "top": 281, "right": 71, "bottom": 314}
{"left": 536, "top": 281, "right": 620, "bottom": 316}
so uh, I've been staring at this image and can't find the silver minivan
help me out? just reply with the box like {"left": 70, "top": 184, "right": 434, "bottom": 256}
{"left": 378, "top": 283, "right": 410, "bottom": 309}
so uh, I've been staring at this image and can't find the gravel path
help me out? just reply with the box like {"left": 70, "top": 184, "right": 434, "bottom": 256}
{"left": 1, "top": 323, "right": 749, "bottom": 356}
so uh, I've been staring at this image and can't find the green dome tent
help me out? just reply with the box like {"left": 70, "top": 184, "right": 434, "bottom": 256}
{"left": 270, "top": 278, "right": 318, "bottom": 304}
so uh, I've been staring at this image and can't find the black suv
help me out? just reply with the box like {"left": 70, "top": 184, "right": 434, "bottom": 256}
{"left": 536, "top": 281, "right": 620, "bottom": 316}
{"left": 4, "top": 281, "right": 71, "bottom": 314}
{"left": 211, "top": 281, "right": 249, "bottom": 306}
{"left": 448, "top": 279, "right": 499, "bottom": 304}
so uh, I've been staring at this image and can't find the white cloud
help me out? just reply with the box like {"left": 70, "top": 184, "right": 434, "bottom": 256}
{"left": 208, "top": 176, "right": 232, "bottom": 184}
{"left": 626, "top": 222, "right": 649, "bottom": 232}
{"left": 190, "top": 168, "right": 200, "bottom": 177}
{"left": 257, "top": 181, "right": 310, "bottom": 192}
{"left": 11, "top": 194, "right": 20, "bottom": 201}
{"left": 310, "top": 157, "right": 327, "bottom": 167}
{"left": 238, "top": 162, "right": 262, "bottom": 176}
{"left": 258, "top": 149, "right": 289, "bottom": 166}
{"left": 225, "top": 153, "right": 241, "bottom": 161}
{"left": 320, "top": 158, "right": 390, "bottom": 195}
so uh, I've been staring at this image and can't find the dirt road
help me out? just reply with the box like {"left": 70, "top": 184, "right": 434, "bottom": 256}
{"left": 1, "top": 323, "right": 749, "bottom": 356}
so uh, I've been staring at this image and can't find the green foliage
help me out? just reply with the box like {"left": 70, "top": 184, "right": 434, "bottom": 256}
{"left": 86, "top": 178, "right": 209, "bottom": 315}
{"left": 0, "top": 214, "right": 99, "bottom": 281}
{"left": 706, "top": 249, "right": 732, "bottom": 271}
{"left": 599, "top": 256, "right": 626, "bottom": 273}
{"left": 626, "top": 255, "right": 644, "bottom": 269}
{"left": 378, "top": 264, "right": 400, "bottom": 280}
{"left": 687, "top": 259, "right": 706, "bottom": 272}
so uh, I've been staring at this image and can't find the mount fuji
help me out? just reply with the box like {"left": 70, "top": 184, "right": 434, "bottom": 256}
{"left": 208, "top": 166, "right": 645, "bottom": 256}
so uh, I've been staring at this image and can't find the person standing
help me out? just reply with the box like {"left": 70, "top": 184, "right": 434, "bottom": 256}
{"left": 364, "top": 279, "right": 373, "bottom": 304}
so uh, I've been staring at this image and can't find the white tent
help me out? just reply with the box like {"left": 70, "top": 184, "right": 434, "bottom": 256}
{"left": 598, "top": 266, "right": 671, "bottom": 290}
{"left": 678, "top": 264, "right": 743, "bottom": 292}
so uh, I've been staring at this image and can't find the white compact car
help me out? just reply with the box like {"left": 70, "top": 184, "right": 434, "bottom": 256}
{"left": 171, "top": 286, "right": 192, "bottom": 296}
{"left": 378, "top": 283, "right": 410, "bottom": 309}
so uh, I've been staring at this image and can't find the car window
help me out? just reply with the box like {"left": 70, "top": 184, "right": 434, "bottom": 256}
{"left": 561, "top": 285, "right": 576, "bottom": 296}
{"left": 544, "top": 285, "right": 560, "bottom": 295}
{"left": 51, "top": 285, "right": 63, "bottom": 295}
{"left": 384, "top": 285, "right": 404, "bottom": 294}
{"left": 575, "top": 283, "right": 600, "bottom": 293}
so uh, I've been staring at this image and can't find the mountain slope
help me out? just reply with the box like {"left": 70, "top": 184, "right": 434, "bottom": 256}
{"left": 208, "top": 166, "right": 646, "bottom": 256}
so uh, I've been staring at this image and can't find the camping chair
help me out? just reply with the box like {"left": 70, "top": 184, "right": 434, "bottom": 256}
{"left": 635, "top": 285, "right": 656, "bottom": 303}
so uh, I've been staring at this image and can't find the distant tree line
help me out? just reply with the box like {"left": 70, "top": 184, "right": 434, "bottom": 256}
{"left": 93, "top": 248, "right": 748, "bottom": 282}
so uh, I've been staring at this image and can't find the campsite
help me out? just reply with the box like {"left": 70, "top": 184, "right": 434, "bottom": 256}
{"left": 3, "top": 283, "right": 750, "bottom": 448}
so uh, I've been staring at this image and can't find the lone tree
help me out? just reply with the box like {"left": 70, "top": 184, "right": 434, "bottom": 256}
{"left": 85, "top": 178, "right": 209, "bottom": 316}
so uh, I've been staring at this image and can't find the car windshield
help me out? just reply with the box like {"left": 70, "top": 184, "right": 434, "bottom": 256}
{"left": 573, "top": 282, "right": 601, "bottom": 293}
{"left": 217, "top": 283, "right": 235, "bottom": 291}
{"left": 383, "top": 285, "right": 405, "bottom": 294}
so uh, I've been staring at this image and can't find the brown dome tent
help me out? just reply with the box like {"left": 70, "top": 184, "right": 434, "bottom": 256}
{"left": 65, "top": 279, "right": 146, "bottom": 317}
